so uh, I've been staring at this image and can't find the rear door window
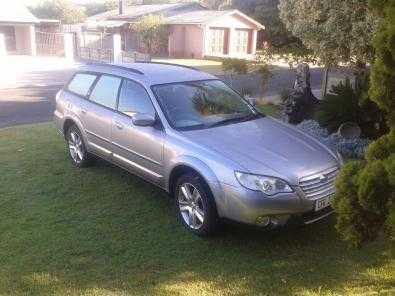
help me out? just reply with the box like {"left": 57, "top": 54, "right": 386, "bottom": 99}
{"left": 89, "top": 75, "right": 122, "bottom": 109}
{"left": 67, "top": 73, "right": 97, "bottom": 97}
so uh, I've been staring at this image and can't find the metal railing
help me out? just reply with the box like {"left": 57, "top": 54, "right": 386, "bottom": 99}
{"left": 35, "top": 31, "right": 65, "bottom": 57}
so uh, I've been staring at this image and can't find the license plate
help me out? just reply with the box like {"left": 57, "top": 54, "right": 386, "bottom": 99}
{"left": 315, "top": 195, "right": 332, "bottom": 211}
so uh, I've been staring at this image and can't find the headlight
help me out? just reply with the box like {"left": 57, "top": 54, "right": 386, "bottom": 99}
{"left": 235, "top": 172, "right": 293, "bottom": 196}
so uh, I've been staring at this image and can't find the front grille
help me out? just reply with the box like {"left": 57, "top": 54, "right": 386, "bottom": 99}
{"left": 299, "top": 166, "right": 339, "bottom": 200}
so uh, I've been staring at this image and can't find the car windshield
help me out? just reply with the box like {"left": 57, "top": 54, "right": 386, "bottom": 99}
{"left": 152, "top": 80, "right": 261, "bottom": 130}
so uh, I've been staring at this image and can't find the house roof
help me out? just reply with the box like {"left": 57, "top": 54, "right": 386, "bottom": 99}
{"left": 87, "top": 3, "right": 199, "bottom": 22}
{"left": 0, "top": 2, "right": 38, "bottom": 24}
{"left": 167, "top": 9, "right": 265, "bottom": 28}
{"left": 87, "top": 3, "right": 264, "bottom": 29}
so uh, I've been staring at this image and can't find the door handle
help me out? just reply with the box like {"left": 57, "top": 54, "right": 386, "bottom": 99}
{"left": 81, "top": 108, "right": 87, "bottom": 115}
{"left": 115, "top": 122, "right": 123, "bottom": 130}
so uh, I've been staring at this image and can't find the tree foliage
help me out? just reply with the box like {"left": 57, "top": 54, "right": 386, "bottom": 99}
{"left": 368, "top": 0, "right": 395, "bottom": 126}
{"left": 279, "top": 0, "right": 376, "bottom": 66}
{"left": 29, "top": 0, "right": 86, "bottom": 24}
{"left": 131, "top": 14, "right": 168, "bottom": 55}
{"left": 83, "top": 3, "right": 107, "bottom": 16}
{"left": 232, "top": 0, "right": 306, "bottom": 54}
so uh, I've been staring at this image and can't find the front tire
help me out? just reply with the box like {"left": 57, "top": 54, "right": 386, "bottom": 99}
{"left": 66, "top": 125, "right": 93, "bottom": 167}
{"left": 175, "top": 173, "right": 220, "bottom": 236}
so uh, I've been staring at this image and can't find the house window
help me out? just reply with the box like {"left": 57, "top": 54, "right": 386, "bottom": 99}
{"left": 235, "top": 30, "right": 249, "bottom": 54}
{"left": 209, "top": 28, "right": 225, "bottom": 55}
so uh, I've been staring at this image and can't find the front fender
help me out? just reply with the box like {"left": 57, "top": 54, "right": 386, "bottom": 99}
{"left": 167, "top": 155, "right": 227, "bottom": 217}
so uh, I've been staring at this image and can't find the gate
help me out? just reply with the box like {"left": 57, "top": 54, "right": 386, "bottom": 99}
{"left": 122, "top": 51, "right": 151, "bottom": 63}
{"left": 35, "top": 31, "right": 65, "bottom": 57}
{"left": 76, "top": 32, "right": 114, "bottom": 63}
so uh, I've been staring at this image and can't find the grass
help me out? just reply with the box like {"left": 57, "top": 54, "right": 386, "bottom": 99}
{"left": 0, "top": 122, "right": 394, "bottom": 296}
{"left": 257, "top": 103, "right": 282, "bottom": 118}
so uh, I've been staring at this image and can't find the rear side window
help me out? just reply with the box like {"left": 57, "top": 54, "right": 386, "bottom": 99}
{"left": 89, "top": 75, "right": 122, "bottom": 109}
{"left": 67, "top": 73, "right": 97, "bottom": 97}
{"left": 118, "top": 80, "right": 155, "bottom": 117}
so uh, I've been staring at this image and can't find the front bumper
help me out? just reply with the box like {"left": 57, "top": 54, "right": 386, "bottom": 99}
{"left": 219, "top": 183, "right": 333, "bottom": 227}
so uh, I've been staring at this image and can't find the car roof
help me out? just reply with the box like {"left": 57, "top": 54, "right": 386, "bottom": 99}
{"left": 78, "top": 62, "right": 217, "bottom": 87}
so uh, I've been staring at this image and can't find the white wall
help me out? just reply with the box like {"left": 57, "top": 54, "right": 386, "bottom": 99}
{"left": 168, "top": 25, "right": 205, "bottom": 58}
{"left": 13, "top": 25, "right": 36, "bottom": 55}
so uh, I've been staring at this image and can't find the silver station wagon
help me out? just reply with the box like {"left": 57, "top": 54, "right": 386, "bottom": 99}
{"left": 55, "top": 62, "right": 343, "bottom": 235}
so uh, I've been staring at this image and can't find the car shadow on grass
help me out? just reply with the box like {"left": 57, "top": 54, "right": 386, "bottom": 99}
{"left": 0, "top": 124, "right": 393, "bottom": 296}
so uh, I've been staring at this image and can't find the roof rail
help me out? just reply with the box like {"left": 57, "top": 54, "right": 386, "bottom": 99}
{"left": 85, "top": 62, "right": 144, "bottom": 75}
{"left": 135, "top": 61, "right": 201, "bottom": 72}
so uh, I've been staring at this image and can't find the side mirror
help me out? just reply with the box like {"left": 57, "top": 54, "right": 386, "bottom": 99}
{"left": 132, "top": 113, "right": 156, "bottom": 127}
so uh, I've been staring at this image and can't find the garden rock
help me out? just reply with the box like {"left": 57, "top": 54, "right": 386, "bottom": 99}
{"left": 296, "top": 120, "right": 370, "bottom": 159}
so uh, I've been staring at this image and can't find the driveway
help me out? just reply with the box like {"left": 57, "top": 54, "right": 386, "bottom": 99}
{"left": 0, "top": 56, "right": 79, "bottom": 128}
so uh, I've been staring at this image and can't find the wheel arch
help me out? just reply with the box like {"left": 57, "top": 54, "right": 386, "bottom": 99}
{"left": 62, "top": 116, "right": 86, "bottom": 142}
{"left": 167, "top": 157, "right": 226, "bottom": 217}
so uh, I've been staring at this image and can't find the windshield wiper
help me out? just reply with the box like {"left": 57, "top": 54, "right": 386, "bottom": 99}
{"left": 208, "top": 113, "right": 260, "bottom": 128}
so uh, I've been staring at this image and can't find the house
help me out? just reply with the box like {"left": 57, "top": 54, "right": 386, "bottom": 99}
{"left": 0, "top": 2, "right": 60, "bottom": 55}
{"left": 85, "top": 2, "right": 264, "bottom": 60}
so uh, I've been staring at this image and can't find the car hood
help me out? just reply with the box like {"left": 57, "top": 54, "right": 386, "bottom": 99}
{"left": 182, "top": 117, "right": 339, "bottom": 185}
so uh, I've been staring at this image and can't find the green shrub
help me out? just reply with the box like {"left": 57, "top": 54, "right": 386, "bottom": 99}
{"left": 357, "top": 161, "right": 390, "bottom": 215}
{"left": 315, "top": 79, "right": 386, "bottom": 138}
{"left": 388, "top": 202, "right": 395, "bottom": 256}
{"left": 365, "top": 129, "right": 395, "bottom": 161}
{"left": 368, "top": 0, "right": 395, "bottom": 126}
{"left": 333, "top": 131, "right": 395, "bottom": 247}
{"left": 332, "top": 161, "right": 369, "bottom": 247}
{"left": 222, "top": 58, "right": 249, "bottom": 75}
{"left": 332, "top": 0, "right": 395, "bottom": 253}
{"left": 131, "top": 14, "right": 168, "bottom": 55}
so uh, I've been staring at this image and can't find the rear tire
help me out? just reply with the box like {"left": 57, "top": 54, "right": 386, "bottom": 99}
{"left": 66, "top": 125, "right": 94, "bottom": 168}
{"left": 175, "top": 173, "right": 220, "bottom": 236}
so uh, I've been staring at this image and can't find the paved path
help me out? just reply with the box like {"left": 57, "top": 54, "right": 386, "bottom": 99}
{"left": 0, "top": 56, "right": 78, "bottom": 128}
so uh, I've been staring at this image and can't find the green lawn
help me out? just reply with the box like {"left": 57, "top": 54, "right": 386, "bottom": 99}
{"left": 152, "top": 58, "right": 224, "bottom": 75}
{"left": 257, "top": 103, "right": 282, "bottom": 118}
{"left": 0, "top": 123, "right": 394, "bottom": 296}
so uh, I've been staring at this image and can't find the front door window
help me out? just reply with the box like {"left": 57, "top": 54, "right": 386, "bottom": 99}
{"left": 235, "top": 30, "right": 249, "bottom": 54}
{"left": 209, "top": 28, "right": 225, "bottom": 55}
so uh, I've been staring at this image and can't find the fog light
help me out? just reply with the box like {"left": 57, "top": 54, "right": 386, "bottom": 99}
{"left": 256, "top": 216, "right": 271, "bottom": 227}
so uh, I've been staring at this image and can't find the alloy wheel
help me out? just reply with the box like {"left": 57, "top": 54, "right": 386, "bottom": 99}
{"left": 178, "top": 183, "right": 205, "bottom": 230}
{"left": 68, "top": 131, "right": 84, "bottom": 164}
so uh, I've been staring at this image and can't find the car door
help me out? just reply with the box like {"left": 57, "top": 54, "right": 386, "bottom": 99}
{"left": 82, "top": 74, "right": 122, "bottom": 159}
{"left": 111, "top": 79, "right": 164, "bottom": 185}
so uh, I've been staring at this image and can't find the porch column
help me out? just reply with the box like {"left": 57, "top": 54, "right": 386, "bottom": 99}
{"left": 251, "top": 30, "right": 258, "bottom": 55}
{"left": 29, "top": 25, "right": 36, "bottom": 56}
{"left": 228, "top": 27, "right": 236, "bottom": 57}
{"left": 113, "top": 34, "right": 122, "bottom": 64}
{"left": 0, "top": 34, "right": 6, "bottom": 56}
{"left": 203, "top": 25, "right": 210, "bottom": 56}
{"left": 64, "top": 33, "right": 74, "bottom": 61}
